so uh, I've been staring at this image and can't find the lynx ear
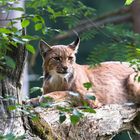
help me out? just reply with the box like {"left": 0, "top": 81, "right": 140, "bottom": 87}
{"left": 39, "top": 39, "right": 51, "bottom": 57}
{"left": 69, "top": 34, "right": 80, "bottom": 53}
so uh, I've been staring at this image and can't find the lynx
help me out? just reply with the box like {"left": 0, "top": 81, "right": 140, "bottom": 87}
{"left": 30, "top": 36, "right": 140, "bottom": 107}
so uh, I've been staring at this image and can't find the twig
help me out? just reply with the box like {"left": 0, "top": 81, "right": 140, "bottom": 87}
{"left": 0, "top": 15, "right": 34, "bottom": 21}
{"left": 127, "top": 131, "right": 133, "bottom": 140}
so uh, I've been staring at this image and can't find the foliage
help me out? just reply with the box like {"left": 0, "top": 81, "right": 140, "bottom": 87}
{"left": 87, "top": 24, "right": 140, "bottom": 65}
{"left": 0, "top": 0, "right": 96, "bottom": 73}
{"left": 30, "top": 86, "right": 43, "bottom": 94}
{"left": 83, "top": 82, "right": 92, "bottom": 90}
{"left": 125, "top": 0, "right": 134, "bottom": 5}
{"left": 29, "top": 86, "right": 96, "bottom": 125}
{"left": 51, "top": 102, "right": 96, "bottom": 125}
{"left": 0, "top": 0, "right": 138, "bottom": 70}
{"left": 26, "top": 0, "right": 95, "bottom": 26}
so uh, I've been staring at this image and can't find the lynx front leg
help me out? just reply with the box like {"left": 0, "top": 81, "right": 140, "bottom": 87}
{"left": 24, "top": 91, "right": 70, "bottom": 107}
{"left": 40, "top": 91, "right": 88, "bottom": 107}
{"left": 24, "top": 90, "right": 103, "bottom": 108}
{"left": 39, "top": 91, "right": 69, "bottom": 103}
{"left": 75, "top": 88, "right": 103, "bottom": 108}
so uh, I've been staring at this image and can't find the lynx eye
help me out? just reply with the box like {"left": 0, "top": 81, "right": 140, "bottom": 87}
{"left": 68, "top": 56, "right": 73, "bottom": 61}
{"left": 53, "top": 56, "right": 61, "bottom": 61}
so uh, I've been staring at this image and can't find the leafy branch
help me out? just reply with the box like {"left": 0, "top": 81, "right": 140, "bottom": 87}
{"left": 53, "top": 6, "right": 132, "bottom": 41}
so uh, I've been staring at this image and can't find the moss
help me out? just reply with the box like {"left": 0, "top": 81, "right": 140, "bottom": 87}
{"left": 29, "top": 114, "right": 60, "bottom": 140}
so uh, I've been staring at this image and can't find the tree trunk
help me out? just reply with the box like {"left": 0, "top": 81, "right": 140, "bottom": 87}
{"left": 0, "top": 1, "right": 39, "bottom": 139}
{"left": 0, "top": 47, "right": 25, "bottom": 135}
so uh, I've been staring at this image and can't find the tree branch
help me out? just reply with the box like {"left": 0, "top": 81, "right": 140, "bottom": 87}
{"left": 54, "top": 6, "right": 132, "bottom": 41}
{"left": 29, "top": 103, "right": 140, "bottom": 140}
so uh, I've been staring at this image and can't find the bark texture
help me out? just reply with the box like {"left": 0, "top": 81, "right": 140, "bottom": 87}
{"left": 30, "top": 103, "right": 140, "bottom": 140}
{"left": 0, "top": 1, "right": 40, "bottom": 139}
{"left": 0, "top": 45, "right": 26, "bottom": 136}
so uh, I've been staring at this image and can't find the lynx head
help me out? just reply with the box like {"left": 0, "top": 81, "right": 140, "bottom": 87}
{"left": 39, "top": 36, "right": 80, "bottom": 78}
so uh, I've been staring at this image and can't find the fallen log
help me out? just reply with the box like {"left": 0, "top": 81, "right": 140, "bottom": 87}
{"left": 29, "top": 101, "right": 140, "bottom": 140}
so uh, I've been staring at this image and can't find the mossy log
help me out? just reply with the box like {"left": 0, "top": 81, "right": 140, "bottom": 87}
{"left": 29, "top": 102, "right": 140, "bottom": 140}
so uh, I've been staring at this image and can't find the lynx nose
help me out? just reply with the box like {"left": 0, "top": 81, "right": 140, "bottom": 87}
{"left": 57, "top": 66, "right": 69, "bottom": 74}
{"left": 63, "top": 66, "right": 68, "bottom": 73}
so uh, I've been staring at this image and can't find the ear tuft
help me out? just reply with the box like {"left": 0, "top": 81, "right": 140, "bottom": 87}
{"left": 69, "top": 32, "right": 80, "bottom": 53}
{"left": 39, "top": 39, "right": 51, "bottom": 57}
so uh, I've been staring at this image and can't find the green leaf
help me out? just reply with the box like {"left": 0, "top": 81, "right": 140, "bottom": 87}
{"left": 40, "top": 102, "right": 52, "bottom": 108}
{"left": 59, "top": 112, "right": 66, "bottom": 123}
{"left": 82, "top": 107, "right": 96, "bottom": 113}
{"left": 21, "top": 19, "right": 30, "bottom": 28}
{"left": 35, "top": 23, "right": 43, "bottom": 31}
{"left": 30, "top": 87, "right": 42, "bottom": 94}
{"left": 83, "top": 82, "right": 92, "bottom": 90}
{"left": 0, "top": 28, "right": 11, "bottom": 33}
{"left": 73, "top": 109, "right": 83, "bottom": 117}
{"left": 85, "top": 95, "right": 96, "bottom": 101}
{"left": 10, "top": 41, "right": 18, "bottom": 47}
{"left": 31, "top": 116, "right": 39, "bottom": 122}
{"left": 5, "top": 56, "right": 16, "bottom": 69}
{"left": 42, "top": 27, "right": 47, "bottom": 35}
{"left": 70, "top": 109, "right": 83, "bottom": 125}
{"left": 138, "top": 76, "right": 140, "bottom": 82}
{"left": 12, "top": 37, "right": 25, "bottom": 44}
{"left": 8, "top": 105, "right": 16, "bottom": 111}
{"left": 32, "top": 15, "right": 45, "bottom": 24}
{"left": 32, "top": 16, "right": 41, "bottom": 22}
{"left": 44, "top": 96, "right": 54, "bottom": 102}
{"left": 70, "top": 115, "right": 80, "bottom": 125}
{"left": 56, "top": 106, "right": 71, "bottom": 112}
{"left": 26, "top": 44, "right": 35, "bottom": 54}
{"left": 8, "top": 7, "right": 24, "bottom": 11}
{"left": 47, "top": 6, "right": 55, "bottom": 14}
{"left": 125, "top": 0, "right": 134, "bottom": 5}
{"left": 22, "top": 35, "right": 39, "bottom": 41}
